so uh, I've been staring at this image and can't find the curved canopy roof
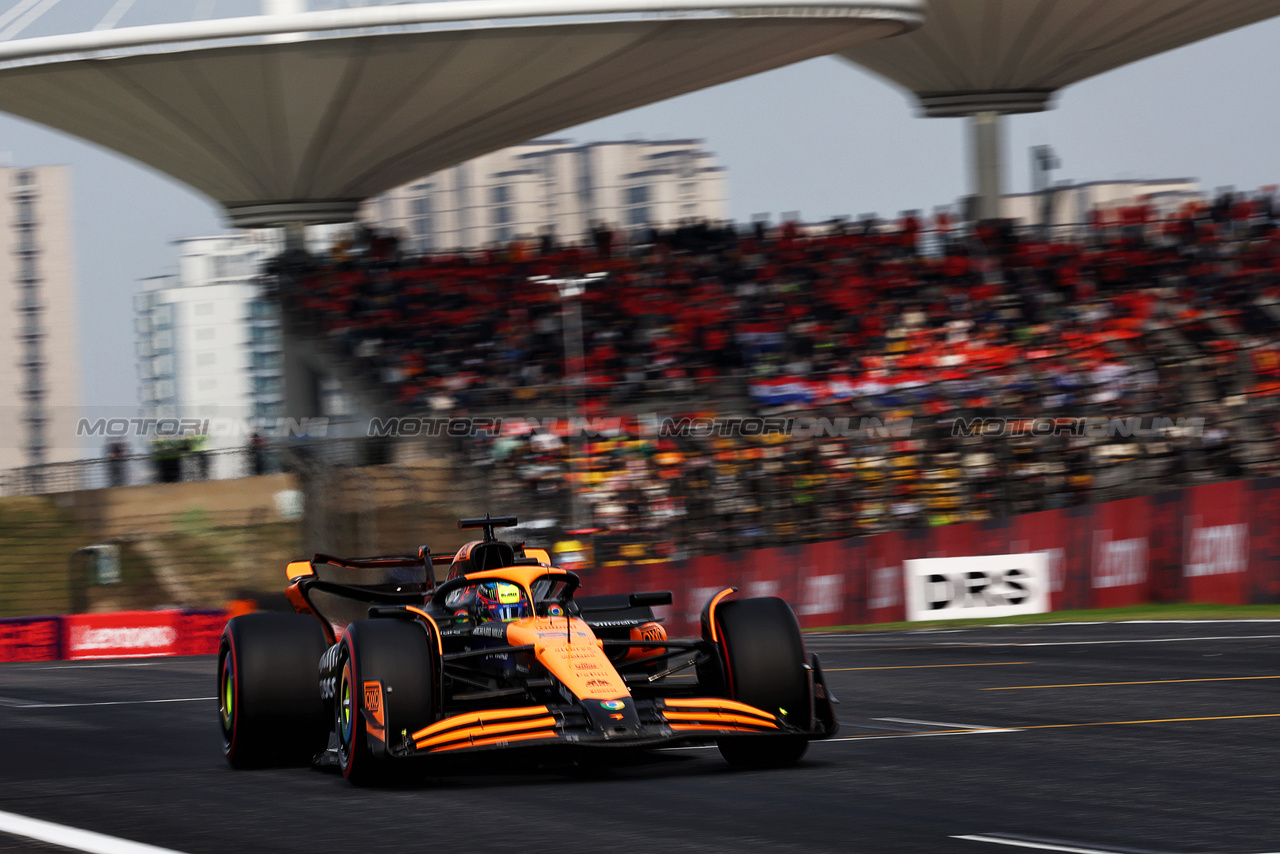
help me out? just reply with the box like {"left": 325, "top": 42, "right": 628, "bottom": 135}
{"left": 839, "top": 0, "right": 1280, "bottom": 116}
{"left": 0, "top": 0, "right": 922, "bottom": 225}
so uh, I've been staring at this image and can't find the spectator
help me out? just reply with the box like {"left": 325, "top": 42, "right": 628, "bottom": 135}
{"left": 248, "top": 431, "right": 269, "bottom": 476}
{"left": 152, "top": 438, "right": 183, "bottom": 483}
{"left": 268, "top": 199, "right": 1280, "bottom": 557}
{"left": 106, "top": 440, "right": 129, "bottom": 488}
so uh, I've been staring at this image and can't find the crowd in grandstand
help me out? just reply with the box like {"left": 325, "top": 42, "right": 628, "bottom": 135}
{"left": 273, "top": 189, "right": 1280, "bottom": 556}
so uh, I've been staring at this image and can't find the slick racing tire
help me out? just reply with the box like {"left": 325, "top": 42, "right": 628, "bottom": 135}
{"left": 712, "top": 597, "right": 810, "bottom": 768}
{"left": 336, "top": 618, "right": 436, "bottom": 786}
{"left": 219, "top": 613, "right": 329, "bottom": 769}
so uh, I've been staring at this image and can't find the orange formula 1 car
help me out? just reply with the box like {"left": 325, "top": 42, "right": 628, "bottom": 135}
{"left": 218, "top": 516, "right": 838, "bottom": 785}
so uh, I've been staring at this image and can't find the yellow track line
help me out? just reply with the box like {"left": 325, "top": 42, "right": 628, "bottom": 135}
{"left": 1019, "top": 713, "right": 1280, "bottom": 730}
{"left": 828, "top": 661, "right": 1031, "bottom": 672}
{"left": 986, "top": 675, "right": 1280, "bottom": 690}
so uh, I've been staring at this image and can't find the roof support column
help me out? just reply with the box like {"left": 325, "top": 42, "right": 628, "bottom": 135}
{"left": 282, "top": 327, "right": 322, "bottom": 422}
{"left": 969, "top": 110, "right": 1004, "bottom": 222}
{"left": 916, "top": 92, "right": 1053, "bottom": 224}
{"left": 283, "top": 222, "right": 306, "bottom": 252}
{"left": 262, "top": 0, "right": 305, "bottom": 15}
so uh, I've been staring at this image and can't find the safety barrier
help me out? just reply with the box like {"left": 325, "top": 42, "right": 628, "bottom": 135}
{"left": 0, "top": 608, "right": 230, "bottom": 663}
{"left": 585, "top": 477, "right": 1280, "bottom": 636}
{"left": 4, "top": 477, "right": 1278, "bottom": 660}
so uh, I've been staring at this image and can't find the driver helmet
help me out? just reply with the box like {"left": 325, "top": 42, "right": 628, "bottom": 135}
{"left": 476, "top": 581, "right": 530, "bottom": 623}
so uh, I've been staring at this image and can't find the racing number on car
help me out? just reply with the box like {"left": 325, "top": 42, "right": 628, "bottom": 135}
{"left": 362, "top": 681, "right": 385, "bottom": 727}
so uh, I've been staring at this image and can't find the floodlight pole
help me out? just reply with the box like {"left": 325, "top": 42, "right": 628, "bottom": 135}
{"left": 1031, "top": 144, "right": 1061, "bottom": 235}
{"left": 529, "top": 272, "right": 607, "bottom": 532}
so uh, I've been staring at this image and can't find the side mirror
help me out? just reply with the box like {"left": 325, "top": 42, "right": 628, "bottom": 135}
{"left": 629, "top": 591, "right": 673, "bottom": 608}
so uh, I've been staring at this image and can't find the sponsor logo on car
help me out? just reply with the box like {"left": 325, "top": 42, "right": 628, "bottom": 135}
{"left": 600, "top": 700, "right": 625, "bottom": 710}
{"left": 362, "top": 681, "right": 384, "bottom": 727}
{"left": 319, "top": 644, "right": 341, "bottom": 700}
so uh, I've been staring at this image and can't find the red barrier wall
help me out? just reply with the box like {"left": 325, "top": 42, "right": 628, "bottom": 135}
{"left": 589, "top": 479, "right": 1280, "bottom": 627}
{"left": 0, "top": 609, "right": 226, "bottom": 663}
{"left": 0, "top": 617, "right": 62, "bottom": 662}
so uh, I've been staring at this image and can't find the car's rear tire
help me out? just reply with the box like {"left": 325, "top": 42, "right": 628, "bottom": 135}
{"left": 711, "top": 596, "right": 810, "bottom": 768}
{"left": 219, "top": 613, "right": 329, "bottom": 768}
{"left": 336, "top": 619, "right": 436, "bottom": 786}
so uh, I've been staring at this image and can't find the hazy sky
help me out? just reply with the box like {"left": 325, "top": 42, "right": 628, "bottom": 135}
{"left": 1, "top": 2, "right": 1278, "bottom": 420}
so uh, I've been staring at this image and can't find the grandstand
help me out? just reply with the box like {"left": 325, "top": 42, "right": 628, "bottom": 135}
{"left": 0, "top": 1, "right": 1279, "bottom": 614}
{"left": 264, "top": 197, "right": 1280, "bottom": 562}
{"left": 7, "top": 195, "right": 1279, "bottom": 566}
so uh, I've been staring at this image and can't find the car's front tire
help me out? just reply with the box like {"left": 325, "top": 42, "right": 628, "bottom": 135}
{"left": 336, "top": 618, "right": 436, "bottom": 786}
{"left": 219, "top": 613, "right": 329, "bottom": 768}
{"left": 710, "top": 596, "right": 810, "bottom": 768}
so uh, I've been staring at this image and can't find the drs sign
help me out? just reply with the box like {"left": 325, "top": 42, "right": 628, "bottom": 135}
{"left": 904, "top": 553, "right": 1050, "bottom": 621}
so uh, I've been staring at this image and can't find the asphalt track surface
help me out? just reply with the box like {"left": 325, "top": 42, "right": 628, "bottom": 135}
{"left": 3, "top": 621, "right": 1280, "bottom": 854}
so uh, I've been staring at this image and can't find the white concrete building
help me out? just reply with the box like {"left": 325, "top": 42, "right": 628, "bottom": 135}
{"left": 0, "top": 166, "right": 80, "bottom": 471}
{"left": 1001, "top": 178, "right": 1203, "bottom": 228}
{"left": 135, "top": 234, "right": 281, "bottom": 475}
{"left": 365, "top": 138, "right": 728, "bottom": 252}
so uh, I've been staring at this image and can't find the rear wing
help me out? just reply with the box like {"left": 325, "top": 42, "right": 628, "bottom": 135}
{"left": 287, "top": 546, "right": 435, "bottom": 591}
{"left": 285, "top": 547, "right": 436, "bottom": 641}
{"left": 312, "top": 553, "right": 423, "bottom": 570}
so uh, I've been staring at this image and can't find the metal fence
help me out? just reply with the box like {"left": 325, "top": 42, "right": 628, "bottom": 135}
{"left": 1, "top": 448, "right": 264, "bottom": 497}
{"left": 0, "top": 436, "right": 424, "bottom": 498}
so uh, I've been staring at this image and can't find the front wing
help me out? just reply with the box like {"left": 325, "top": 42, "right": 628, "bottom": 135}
{"left": 380, "top": 695, "right": 836, "bottom": 758}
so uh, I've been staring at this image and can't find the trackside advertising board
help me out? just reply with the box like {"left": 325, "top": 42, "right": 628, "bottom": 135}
{"left": 903, "top": 553, "right": 1050, "bottom": 622}
{"left": 63, "top": 611, "right": 182, "bottom": 660}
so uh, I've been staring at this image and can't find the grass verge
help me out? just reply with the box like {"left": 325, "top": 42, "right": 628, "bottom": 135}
{"left": 807, "top": 603, "right": 1280, "bottom": 634}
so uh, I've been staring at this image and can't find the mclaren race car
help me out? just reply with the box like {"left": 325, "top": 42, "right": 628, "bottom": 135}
{"left": 218, "top": 516, "right": 839, "bottom": 784}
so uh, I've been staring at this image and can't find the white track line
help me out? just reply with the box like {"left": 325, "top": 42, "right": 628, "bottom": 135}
{"left": 828, "top": 728, "right": 1021, "bottom": 742}
{"left": 812, "top": 634, "right": 1280, "bottom": 652}
{"left": 1109, "top": 620, "right": 1280, "bottom": 625}
{"left": 953, "top": 834, "right": 1157, "bottom": 853}
{"left": 959, "top": 635, "right": 1280, "bottom": 648}
{"left": 660, "top": 727, "right": 1020, "bottom": 751}
{"left": 0, "top": 697, "right": 212, "bottom": 709}
{"left": 807, "top": 620, "right": 1280, "bottom": 639}
{"left": 0, "top": 809, "right": 188, "bottom": 854}
{"left": 875, "top": 717, "right": 996, "bottom": 730}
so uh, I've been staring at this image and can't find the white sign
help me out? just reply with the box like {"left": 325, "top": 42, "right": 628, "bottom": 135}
{"left": 904, "top": 553, "right": 1050, "bottom": 621}
{"left": 868, "top": 566, "right": 901, "bottom": 610}
{"left": 1185, "top": 523, "right": 1248, "bottom": 577}
{"left": 1092, "top": 534, "right": 1147, "bottom": 589}
{"left": 798, "top": 574, "right": 844, "bottom": 617}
